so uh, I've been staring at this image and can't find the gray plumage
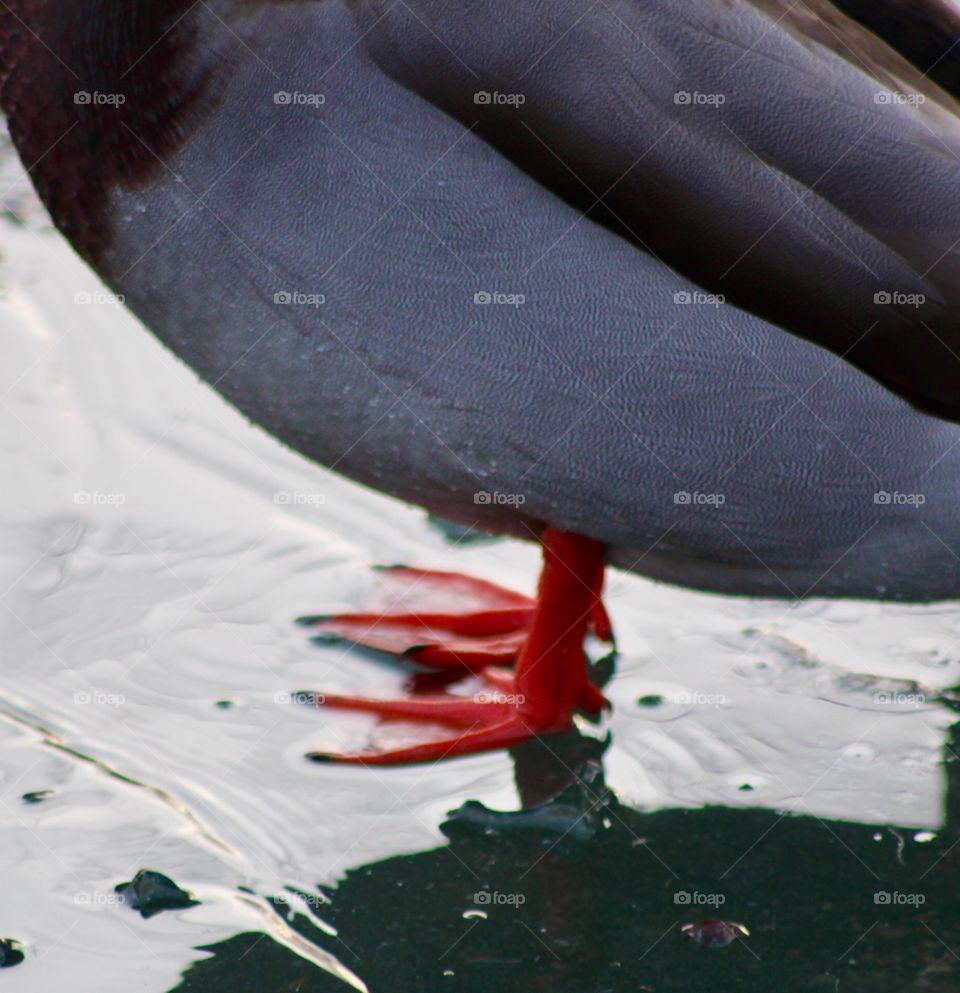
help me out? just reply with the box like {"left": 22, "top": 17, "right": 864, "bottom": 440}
{"left": 3, "top": 0, "right": 959, "bottom": 599}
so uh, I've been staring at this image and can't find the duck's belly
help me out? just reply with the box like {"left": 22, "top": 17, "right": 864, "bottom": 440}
{"left": 98, "top": 1, "right": 960, "bottom": 602}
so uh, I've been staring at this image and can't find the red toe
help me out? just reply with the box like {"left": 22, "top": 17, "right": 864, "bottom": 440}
{"left": 300, "top": 566, "right": 535, "bottom": 668}
{"left": 310, "top": 691, "right": 512, "bottom": 725}
{"left": 308, "top": 716, "right": 549, "bottom": 765}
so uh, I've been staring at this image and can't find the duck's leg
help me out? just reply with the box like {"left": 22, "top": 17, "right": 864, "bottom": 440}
{"left": 304, "top": 528, "right": 609, "bottom": 765}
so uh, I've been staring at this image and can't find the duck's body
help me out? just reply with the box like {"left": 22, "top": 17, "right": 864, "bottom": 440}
{"left": 3, "top": 0, "right": 960, "bottom": 760}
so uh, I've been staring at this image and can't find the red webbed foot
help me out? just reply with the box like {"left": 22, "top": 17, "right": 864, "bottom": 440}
{"left": 300, "top": 528, "right": 612, "bottom": 765}
{"left": 299, "top": 554, "right": 612, "bottom": 669}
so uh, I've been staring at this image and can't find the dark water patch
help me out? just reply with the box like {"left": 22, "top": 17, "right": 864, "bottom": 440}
{"left": 165, "top": 716, "right": 960, "bottom": 992}
{"left": 171, "top": 932, "right": 347, "bottom": 993}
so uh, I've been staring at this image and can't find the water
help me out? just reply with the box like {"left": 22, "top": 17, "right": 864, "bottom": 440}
{"left": 1, "top": 136, "right": 959, "bottom": 991}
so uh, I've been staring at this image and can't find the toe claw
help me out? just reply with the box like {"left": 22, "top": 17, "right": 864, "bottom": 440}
{"left": 296, "top": 613, "right": 332, "bottom": 626}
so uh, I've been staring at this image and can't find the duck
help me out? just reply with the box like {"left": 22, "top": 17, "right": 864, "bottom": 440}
{"left": 2, "top": 0, "right": 959, "bottom": 764}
